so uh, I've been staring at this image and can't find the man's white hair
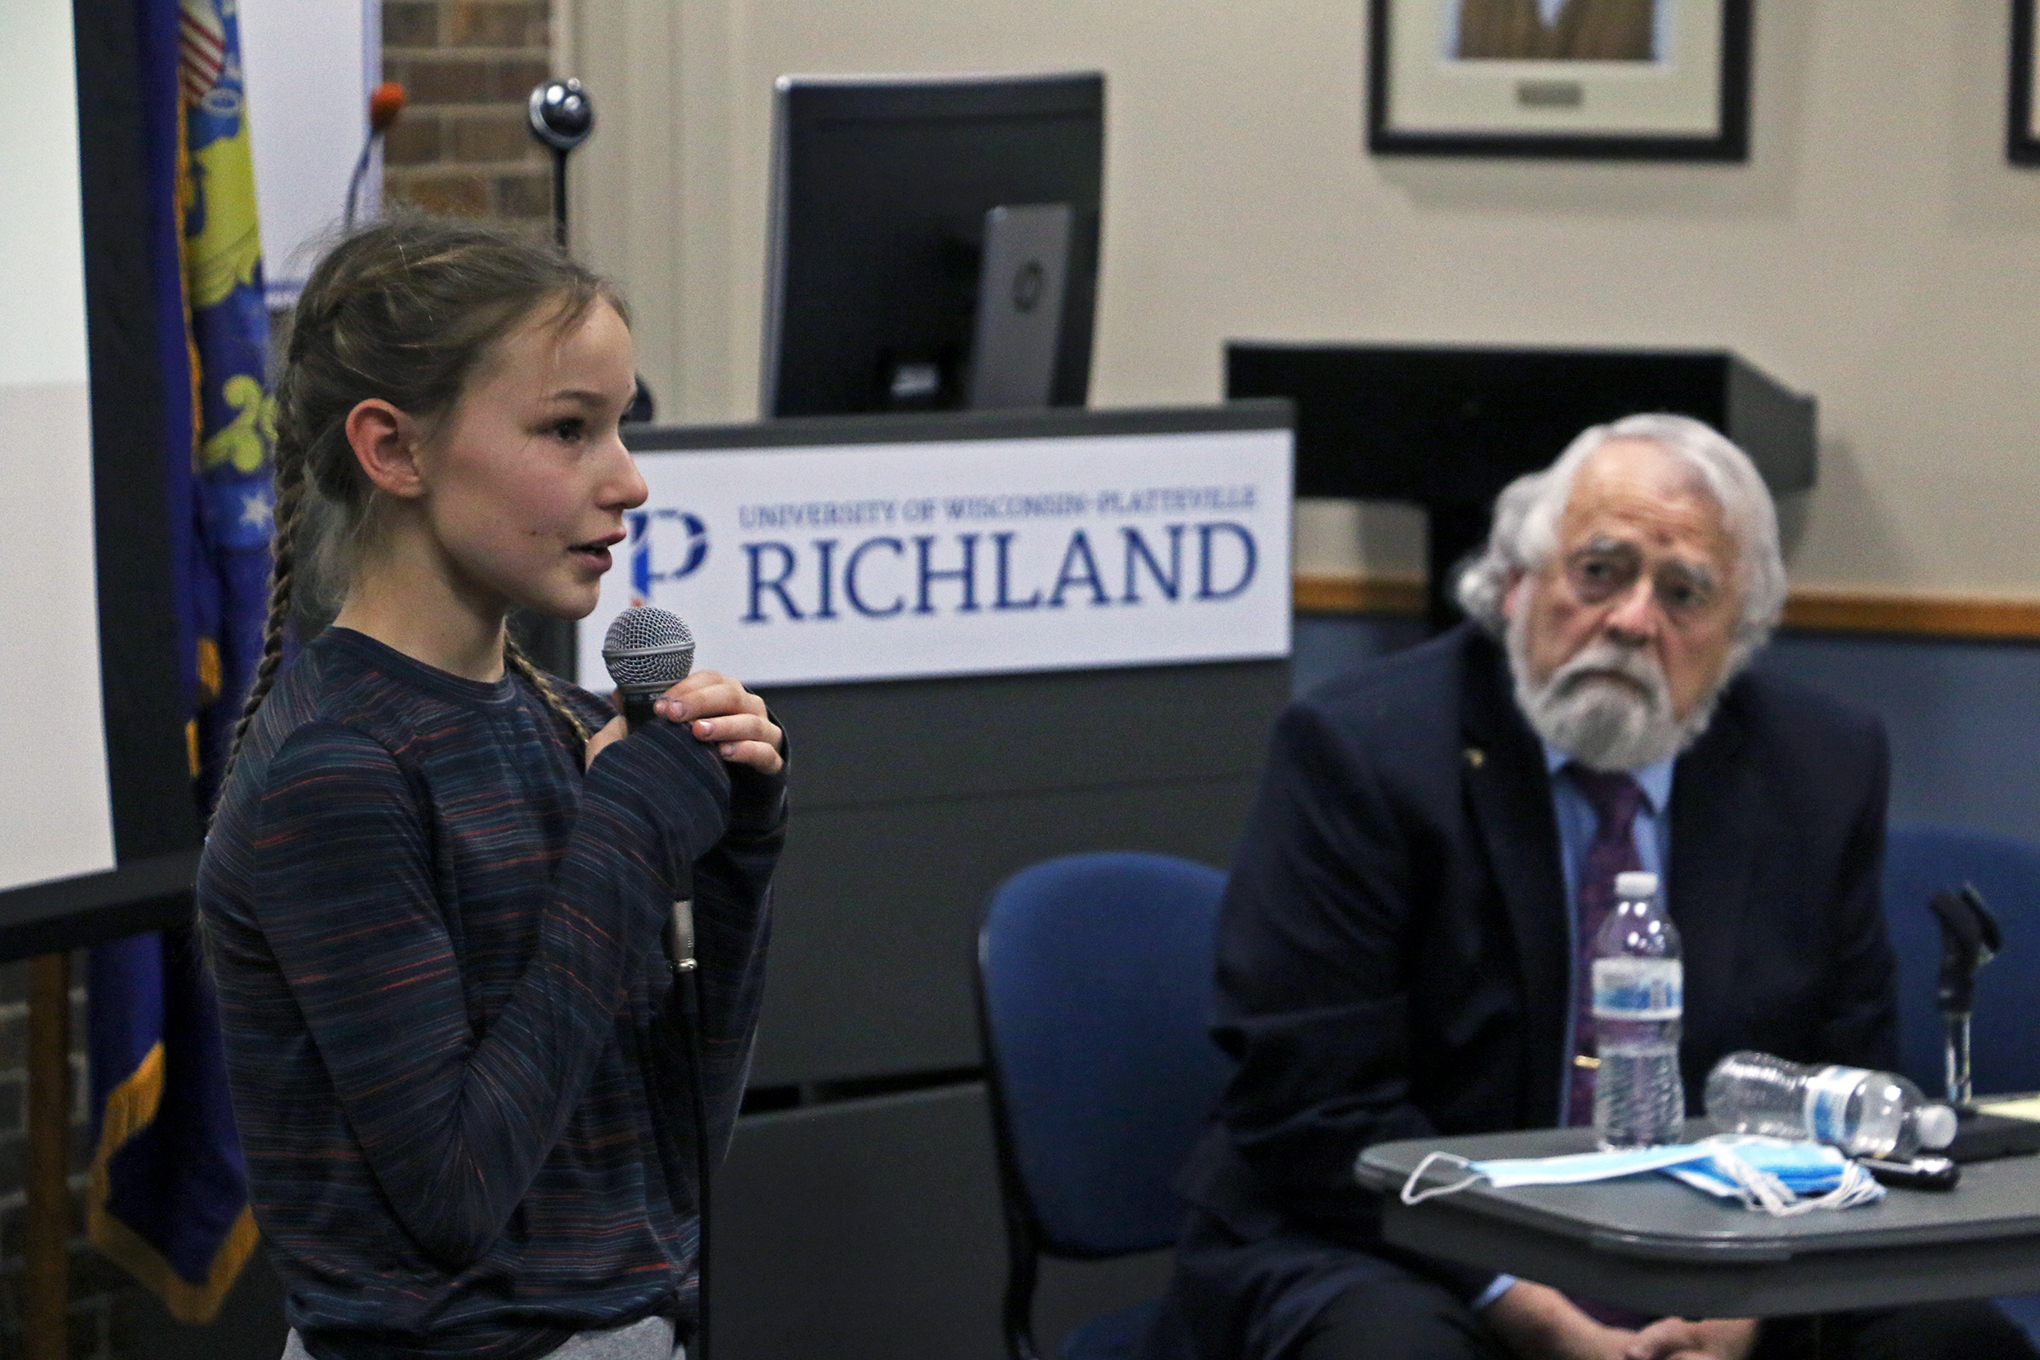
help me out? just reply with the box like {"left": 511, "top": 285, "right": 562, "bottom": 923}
{"left": 1454, "top": 413, "right": 1787, "bottom": 666}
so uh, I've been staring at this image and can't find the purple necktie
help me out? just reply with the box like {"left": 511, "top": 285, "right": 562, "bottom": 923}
{"left": 1562, "top": 763, "right": 1646, "bottom": 1128}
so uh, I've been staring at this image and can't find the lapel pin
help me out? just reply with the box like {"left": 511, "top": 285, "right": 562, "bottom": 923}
{"left": 1464, "top": 746, "right": 1486, "bottom": 769}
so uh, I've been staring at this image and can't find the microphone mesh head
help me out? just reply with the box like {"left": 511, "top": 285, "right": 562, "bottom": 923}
{"left": 601, "top": 607, "right": 695, "bottom": 696}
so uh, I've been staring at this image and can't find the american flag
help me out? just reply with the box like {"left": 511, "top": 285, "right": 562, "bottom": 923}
{"left": 177, "top": 0, "right": 225, "bottom": 106}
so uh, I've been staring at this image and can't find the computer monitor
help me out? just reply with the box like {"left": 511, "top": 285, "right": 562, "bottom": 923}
{"left": 760, "top": 71, "right": 1104, "bottom": 418}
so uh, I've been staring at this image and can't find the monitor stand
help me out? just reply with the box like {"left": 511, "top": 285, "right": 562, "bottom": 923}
{"left": 966, "top": 203, "right": 1071, "bottom": 410}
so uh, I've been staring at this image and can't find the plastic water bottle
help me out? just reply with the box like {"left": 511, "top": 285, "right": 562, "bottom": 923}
{"left": 1704, "top": 1051, "right": 1959, "bottom": 1159}
{"left": 1592, "top": 870, "right": 1685, "bottom": 1148}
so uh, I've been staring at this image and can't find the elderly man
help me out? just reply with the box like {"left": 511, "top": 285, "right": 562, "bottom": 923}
{"left": 1141, "top": 416, "right": 2036, "bottom": 1360}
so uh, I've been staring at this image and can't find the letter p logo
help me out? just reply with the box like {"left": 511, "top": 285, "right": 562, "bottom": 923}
{"left": 629, "top": 509, "right": 710, "bottom": 606}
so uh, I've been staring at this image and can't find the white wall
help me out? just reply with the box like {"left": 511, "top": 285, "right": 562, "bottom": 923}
{"left": 239, "top": 0, "right": 377, "bottom": 298}
{"left": 567, "top": 0, "right": 2040, "bottom": 596}
{"left": 0, "top": 0, "right": 113, "bottom": 891}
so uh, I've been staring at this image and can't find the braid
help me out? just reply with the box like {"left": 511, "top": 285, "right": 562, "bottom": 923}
{"left": 504, "top": 634, "right": 591, "bottom": 747}
{"left": 221, "top": 407, "right": 308, "bottom": 784}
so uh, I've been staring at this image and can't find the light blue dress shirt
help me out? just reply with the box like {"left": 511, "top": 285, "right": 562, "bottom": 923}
{"left": 1472, "top": 746, "right": 1675, "bottom": 1313}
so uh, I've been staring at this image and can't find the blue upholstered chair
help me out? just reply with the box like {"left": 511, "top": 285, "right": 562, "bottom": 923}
{"left": 1883, "top": 823, "right": 2040, "bottom": 1341}
{"left": 976, "top": 852, "right": 1233, "bottom": 1360}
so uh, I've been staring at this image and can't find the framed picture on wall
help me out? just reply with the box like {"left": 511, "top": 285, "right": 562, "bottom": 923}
{"left": 2011, "top": 0, "right": 2040, "bottom": 163}
{"left": 1366, "top": 0, "right": 1753, "bottom": 159}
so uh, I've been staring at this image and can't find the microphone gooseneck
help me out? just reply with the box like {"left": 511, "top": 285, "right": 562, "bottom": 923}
{"left": 597, "top": 605, "right": 711, "bottom": 1359}
{"left": 344, "top": 81, "right": 406, "bottom": 230}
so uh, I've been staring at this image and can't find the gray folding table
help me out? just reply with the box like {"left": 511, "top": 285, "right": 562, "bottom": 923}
{"left": 1355, "top": 1126, "right": 2040, "bottom": 1318}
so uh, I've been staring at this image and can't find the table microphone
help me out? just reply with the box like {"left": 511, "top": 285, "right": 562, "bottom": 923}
{"left": 601, "top": 606, "right": 695, "bottom": 730}
{"left": 1930, "top": 885, "right": 2000, "bottom": 1107}
{"left": 598, "top": 604, "right": 713, "bottom": 1360}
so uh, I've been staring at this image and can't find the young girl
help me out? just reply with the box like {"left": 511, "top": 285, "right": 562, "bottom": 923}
{"left": 198, "top": 217, "right": 785, "bottom": 1360}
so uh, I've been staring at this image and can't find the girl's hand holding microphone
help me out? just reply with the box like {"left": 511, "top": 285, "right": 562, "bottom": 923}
{"left": 585, "top": 673, "right": 784, "bottom": 773}
{"left": 660, "top": 672, "right": 784, "bottom": 772}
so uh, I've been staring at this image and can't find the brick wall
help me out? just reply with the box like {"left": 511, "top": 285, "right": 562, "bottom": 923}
{"left": 382, "top": 1, "right": 557, "bottom": 228}
{"left": 0, "top": 954, "right": 133, "bottom": 1359}
{"left": 0, "top": 8, "right": 558, "bottom": 1357}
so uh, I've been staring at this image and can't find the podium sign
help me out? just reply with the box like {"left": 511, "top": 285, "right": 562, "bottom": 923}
{"left": 578, "top": 410, "right": 1293, "bottom": 688}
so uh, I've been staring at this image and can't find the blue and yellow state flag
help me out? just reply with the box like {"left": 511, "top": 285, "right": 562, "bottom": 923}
{"left": 85, "top": 0, "right": 271, "bottom": 1322}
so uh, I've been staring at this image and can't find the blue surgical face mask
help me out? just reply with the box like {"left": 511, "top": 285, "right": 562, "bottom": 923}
{"left": 1470, "top": 1143, "right": 1707, "bottom": 1187}
{"left": 1663, "top": 1136, "right": 1882, "bottom": 1213}
{"left": 1395, "top": 1135, "right": 1883, "bottom": 1216}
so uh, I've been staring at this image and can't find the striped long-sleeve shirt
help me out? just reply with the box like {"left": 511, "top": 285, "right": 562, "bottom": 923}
{"left": 198, "top": 626, "right": 782, "bottom": 1360}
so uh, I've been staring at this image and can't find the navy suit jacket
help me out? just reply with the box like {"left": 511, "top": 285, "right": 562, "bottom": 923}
{"left": 1162, "top": 624, "right": 1896, "bottom": 1354}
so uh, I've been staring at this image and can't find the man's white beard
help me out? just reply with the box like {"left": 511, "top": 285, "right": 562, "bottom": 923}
{"left": 1506, "top": 606, "right": 1723, "bottom": 772}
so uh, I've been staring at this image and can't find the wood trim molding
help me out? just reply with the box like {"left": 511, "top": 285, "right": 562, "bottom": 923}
{"left": 1293, "top": 572, "right": 2040, "bottom": 642}
{"left": 1293, "top": 572, "right": 1428, "bottom": 616}
{"left": 1779, "top": 589, "right": 2040, "bottom": 641}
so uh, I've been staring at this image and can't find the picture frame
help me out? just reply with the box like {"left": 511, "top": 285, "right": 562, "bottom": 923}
{"left": 2011, "top": 0, "right": 2040, "bottom": 164}
{"left": 1366, "top": 0, "right": 1753, "bottom": 160}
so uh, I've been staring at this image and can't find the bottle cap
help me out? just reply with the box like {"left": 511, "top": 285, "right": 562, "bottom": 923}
{"left": 1615, "top": 871, "right": 1660, "bottom": 899}
{"left": 1917, "top": 1103, "right": 1958, "bottom": 1150}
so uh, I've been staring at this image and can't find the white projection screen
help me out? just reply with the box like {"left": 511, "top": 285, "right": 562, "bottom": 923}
{"left": 0, "top": 0, "right": 205, "bottom": 959}
{"left": 0, "top": 0, "right": 115, "bottom": 895}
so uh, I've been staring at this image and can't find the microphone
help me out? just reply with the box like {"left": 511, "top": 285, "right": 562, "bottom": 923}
{"left": 370, "top": 81, "right": 407, "bottom": 134}
{"left": 527, "top": 78, "right": 594, "bottom": 151}
{"left": 601, "top": 606, "right": 695, "bottom": 730}
{"left": 1930, "top": 885, "right": 2001, "bottom": 1107}
{"left": 344, "top": 81, "right": 406, "bottom": 229}
{"left": 529, "top": 78, "right": 595, "bottom": 250}
{"left": 600, "top": 603, "right": 714, "bottom": 1360}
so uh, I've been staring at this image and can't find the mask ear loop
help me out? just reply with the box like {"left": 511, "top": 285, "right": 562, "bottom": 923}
{"left": 1399, "top": 1151, "right": 1486, "bottom": 1204}
{"left": 1804, "top": 1160, "right": 1884, "bottom": 1212}
{"left": 1706, "top": 1147, "right": 1885, "bottom": 1216}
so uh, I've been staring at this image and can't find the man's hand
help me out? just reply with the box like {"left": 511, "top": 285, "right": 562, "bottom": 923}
{"left": 1623, "top": 1317, "right": 1759, "bottom": 1360}
{"left": 652, "top": 670, "right": 785, "bottom": 774}
{"left": 1484, "top": 1282, "right": 1639, "bottom": 1360}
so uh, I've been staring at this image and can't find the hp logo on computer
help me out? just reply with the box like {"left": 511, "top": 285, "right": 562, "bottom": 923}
{"left": 1012, "top": 261, "right": 1046, "bottom": 313}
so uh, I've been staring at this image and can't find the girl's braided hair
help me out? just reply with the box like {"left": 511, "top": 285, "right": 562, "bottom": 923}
{"left": 226, "top": 215, "right": 627, "bottom": 777}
